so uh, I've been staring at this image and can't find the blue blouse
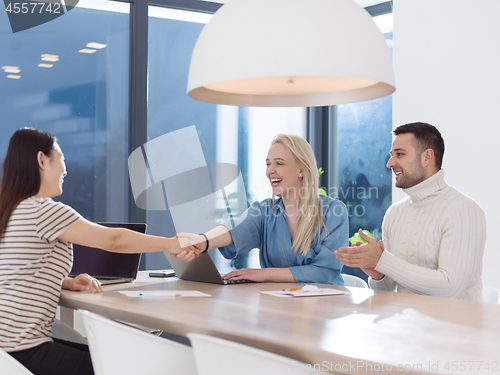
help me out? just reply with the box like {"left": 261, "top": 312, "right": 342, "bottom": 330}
{"left": 219, "top": 195, "right": 348, "bottom": 285}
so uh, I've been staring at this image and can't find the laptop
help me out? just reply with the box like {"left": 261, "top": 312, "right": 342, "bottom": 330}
{"left": 70, "top": 223, "right": 146, "bottom": 285}
{"left": 166, "top": 251, "right": 256, "bottom": 285}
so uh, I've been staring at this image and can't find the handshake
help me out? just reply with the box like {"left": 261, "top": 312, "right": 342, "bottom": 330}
{"left": 169, "top": 225, "right": 231, "bottom": 263}
{"left": 170, "top": 232, "right": 210, "bottom": 263}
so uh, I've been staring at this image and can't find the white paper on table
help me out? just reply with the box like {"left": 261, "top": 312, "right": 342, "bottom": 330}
{"left": 119, "top": 290, "right": 211, "bottom": 297}
{"left": 260, "top": 288, "right": 348, "bottom": 298}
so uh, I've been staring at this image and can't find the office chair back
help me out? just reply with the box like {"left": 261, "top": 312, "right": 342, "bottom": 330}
{"left": 188, "top": 333, "right": 314, "bottom": 375}
{"left": 341, "top": 274, "right": 369, "bottom": 288}
{"left": 79, "top": 310, "right": 197, "bottom": 375}
{"left": 0, "top": 348, "right": 34, "bottom": 375}
{"left": 482, "top": 285, "right": 500, "bottom": 305}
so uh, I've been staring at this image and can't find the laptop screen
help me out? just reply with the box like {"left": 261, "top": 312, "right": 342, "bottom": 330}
{"left": 70, "top": 223, "right": 146, "bottom": 279}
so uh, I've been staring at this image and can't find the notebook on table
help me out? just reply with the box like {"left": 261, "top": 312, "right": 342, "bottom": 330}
{"left": 69, "top": 223, "right": 146, "bottom": 285}
{"left": 167, "top": 251, "right": 256, "bottom": 285}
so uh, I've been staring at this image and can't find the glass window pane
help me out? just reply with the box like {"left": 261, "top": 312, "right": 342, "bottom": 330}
{"left": 146, "top": 6, "right": 215, "bottom": 269}
{"left": 334, "top": 29, "right": 393, "bottom": 281}
{"left": 216, "top": 106, "right": 306, "bottom": 272}
{"left": 0, "top": 0, "right": 131, "bottom": 222}
{"left": 146, "top": 6, "right": 306, "bottom": 270}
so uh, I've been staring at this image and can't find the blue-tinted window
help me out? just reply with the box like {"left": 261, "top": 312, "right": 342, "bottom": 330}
{"left": 144, "top": 7, "right": 307, "bottom": 270}
{"left": 335, "top": 31, "right": 393, "bottom": 280}
{"left": 0, "top": 1, "right": 130, "bottom": 222}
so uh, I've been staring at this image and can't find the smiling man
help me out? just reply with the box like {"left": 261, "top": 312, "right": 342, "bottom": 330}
{"left": 335, "top": 122, "right": 486, "bottom": 301}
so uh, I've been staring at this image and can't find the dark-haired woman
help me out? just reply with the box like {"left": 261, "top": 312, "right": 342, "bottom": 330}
{"left": 0, "top": 128, "right": 197, "bottom": 375}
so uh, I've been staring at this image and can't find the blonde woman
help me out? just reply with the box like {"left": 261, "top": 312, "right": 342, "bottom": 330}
{"left": 177, "top": 134, "right": 348, "bottom": 285}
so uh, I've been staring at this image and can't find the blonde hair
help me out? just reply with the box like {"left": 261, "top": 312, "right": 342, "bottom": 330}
{"left": 271, "top": 134, "right": 327, "bottom": 257}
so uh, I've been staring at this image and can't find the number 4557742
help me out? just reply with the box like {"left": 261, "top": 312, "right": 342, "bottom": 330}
{"left": 5, "top": 2, "right": 62, "bottom": 14}
{"left": 444, "top": 361, "right": 498, "bottom": 372}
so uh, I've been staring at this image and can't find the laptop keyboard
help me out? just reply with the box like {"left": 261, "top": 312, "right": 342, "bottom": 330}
{"left": 225, "top": 278, "right": 254, "bottom": 284}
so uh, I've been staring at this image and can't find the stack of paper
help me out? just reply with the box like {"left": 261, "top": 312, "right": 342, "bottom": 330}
{"left": 260, "top": 285, "right": 348, "bottom": 298}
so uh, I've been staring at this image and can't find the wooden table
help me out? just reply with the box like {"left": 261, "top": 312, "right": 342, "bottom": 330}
{"left": 59, "top": 273, "right": 500, "bottom": 374}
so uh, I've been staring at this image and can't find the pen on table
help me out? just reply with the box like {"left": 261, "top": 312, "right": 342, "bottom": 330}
{"left": 282, "top": 288, "right": 300, "bottom": 292}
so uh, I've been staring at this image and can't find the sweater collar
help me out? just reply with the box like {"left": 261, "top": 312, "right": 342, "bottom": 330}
{"left": 402, "top": 169, "right": 448, "bottom": 202}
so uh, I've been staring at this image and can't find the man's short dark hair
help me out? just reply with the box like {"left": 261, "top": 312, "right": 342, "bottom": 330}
{"left": 393, "top": 122, "right": 445, "bottom": 169}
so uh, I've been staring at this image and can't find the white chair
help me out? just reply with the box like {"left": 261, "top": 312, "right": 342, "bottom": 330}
{"left": 341, "top": 274, "right": 369, "bottom": 289}
{"left": 482, "top": 285, "right": 500, "bottom": 305}
{"left": 0, "top": 348, "right": 34, "bottom": 375}
{"left": 79, "top": 310, "right": 197, "bottom": 375}
{"left": 188, "top": 333, "right": 314, "bottom": 375}
{"left": 52, "top": 319, "right": 88, "bottom": 344}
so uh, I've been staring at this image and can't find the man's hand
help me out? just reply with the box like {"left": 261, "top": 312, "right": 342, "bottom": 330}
{"left": 62, "top": 274, "right": 102, "bottom": 293}
{"left": 334, "top": 229, "right": 386, "bottom": 280}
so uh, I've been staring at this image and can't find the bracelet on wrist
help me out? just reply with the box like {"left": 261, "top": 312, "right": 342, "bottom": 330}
{"left": 199, "top": 233, "right": 209, "bottom": 253}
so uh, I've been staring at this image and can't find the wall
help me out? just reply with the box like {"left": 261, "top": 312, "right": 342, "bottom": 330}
{"left": 393, "top": 0, "right": 500, "bottom": 290}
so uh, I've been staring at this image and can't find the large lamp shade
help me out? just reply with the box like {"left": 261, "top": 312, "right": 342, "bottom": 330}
{"left": 187, "top": 0, "right": 396, "bottom": 107}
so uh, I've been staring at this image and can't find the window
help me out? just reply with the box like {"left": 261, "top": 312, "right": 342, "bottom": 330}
{"left": 332, "top": 13, "right": 393, "bottom": 281}
{"left": 144, "top": 7, "right": 307, "bottom": 270}
{"left": 0, "top": 0, "right": 130, "bottom": 222}
{"left": 215, "top": 106, "right": 307, "bottom": 272}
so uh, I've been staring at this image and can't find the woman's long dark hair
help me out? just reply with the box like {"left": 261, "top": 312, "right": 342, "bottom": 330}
{"left": 0, "top": 128, "right": 56, "bottom": 236}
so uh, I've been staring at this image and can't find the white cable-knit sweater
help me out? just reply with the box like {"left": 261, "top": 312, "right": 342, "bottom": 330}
{"left": 369, "top": 170, "right": 486, "bottom": 301}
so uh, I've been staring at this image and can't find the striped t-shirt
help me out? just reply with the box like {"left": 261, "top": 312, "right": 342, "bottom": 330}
{"left": 0, "top": 196, "right": 81, "bottom": 352}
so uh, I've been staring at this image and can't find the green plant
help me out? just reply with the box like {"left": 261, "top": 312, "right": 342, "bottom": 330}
{"left": 318, "top": 168, "right": 327, "bottom": 195}
{"left": 349, "top": 230, "right": 372, "bottom": 244}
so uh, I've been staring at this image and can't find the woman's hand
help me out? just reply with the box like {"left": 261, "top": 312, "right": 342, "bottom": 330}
{"left": 176, "top": 233, "right": 207, "bottom": 252}
{"left": 62, "top": 274, "right": 103, "bottom": 293}
{"left": 167, "top": 236, "right": 201, "bottom": 258}
{"left": 223, "top": 267, "right": 296, "bottom": 283}
{"left": 176, "top": 227, "right": 233, "bottom": 254}
{"left": 171, "top": 249, "right": 198, "bottom": 262}
{"left": 170, "top": 233, "right": 208, "bottom": 262}
{"left": 222, "top": 268, "right": 269, "bottom": 282}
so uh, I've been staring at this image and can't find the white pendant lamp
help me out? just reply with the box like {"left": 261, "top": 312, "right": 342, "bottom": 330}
{"left": 187, "top": 0, "right": 396, "bottom": 107}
